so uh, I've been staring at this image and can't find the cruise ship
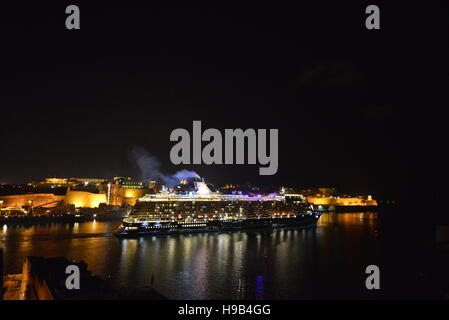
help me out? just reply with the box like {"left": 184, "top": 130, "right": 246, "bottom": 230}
{"left": 114, "top": 177, "right": 321, "bottom": 237}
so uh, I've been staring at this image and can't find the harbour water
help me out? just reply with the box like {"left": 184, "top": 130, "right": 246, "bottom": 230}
{"left": 0, "top": 213, "right": 380, "bottom": 299}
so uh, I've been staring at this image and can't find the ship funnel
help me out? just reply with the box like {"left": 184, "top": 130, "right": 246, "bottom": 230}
{"left": 194, "top": 181, "right": 212, "bottom": 195}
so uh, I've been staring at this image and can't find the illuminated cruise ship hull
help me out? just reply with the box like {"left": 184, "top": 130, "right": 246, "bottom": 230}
{"left": 114, "top": 179, "right": 321, "bottom": 237}
{"left": 114, "top": 214, "right": 320, "bottom": 237}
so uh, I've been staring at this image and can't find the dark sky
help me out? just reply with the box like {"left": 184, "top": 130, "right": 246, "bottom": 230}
{"left": 0, "top": 2, "right": 447, "bottom": 200}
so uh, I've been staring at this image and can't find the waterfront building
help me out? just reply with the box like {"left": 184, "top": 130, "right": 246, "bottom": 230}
{"left": 62, "top": 177, "right": 150, "bottom": 208}
{"left": 3, "top": 257, "right": 112, "bottom": 300}
{"left": 64, "top": 187, "right": 107, "bottom": 208}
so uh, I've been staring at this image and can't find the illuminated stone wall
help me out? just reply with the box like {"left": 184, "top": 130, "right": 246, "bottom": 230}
{"left": 306, "top": 197, "right": 332, "bottom": 205}
{"left": 0, "top": 193, "right": 65, "bottom": 208}
{"left": 0, "top": 187, "right": 148, "bottom": 209}
{"left": 307, "top": 196, "right": 377, "bottom": 206}
{"left": 64, "top": 189, "right": 107, "bottom": 208}
{"left": 43, "top": 178, "right": 68, "bottom": 184}
{"left": 109, "top": 185, "right": 147, "bottom": 206}
{"left": 335, "top": 197, "right": 377, "bottom": 206}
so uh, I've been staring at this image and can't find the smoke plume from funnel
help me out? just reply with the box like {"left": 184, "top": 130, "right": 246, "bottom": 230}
{"left": 130, "top": 147, "right": 200, "bottom": 188}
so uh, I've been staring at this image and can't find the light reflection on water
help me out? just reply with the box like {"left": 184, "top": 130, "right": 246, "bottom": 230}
{"left": 0, "top": 212, "right": 379, "bottom": 299}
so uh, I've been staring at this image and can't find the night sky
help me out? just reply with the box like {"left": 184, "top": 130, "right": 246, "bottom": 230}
{"left": 1, "top": 2, "right": 447, "bottom": 201}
